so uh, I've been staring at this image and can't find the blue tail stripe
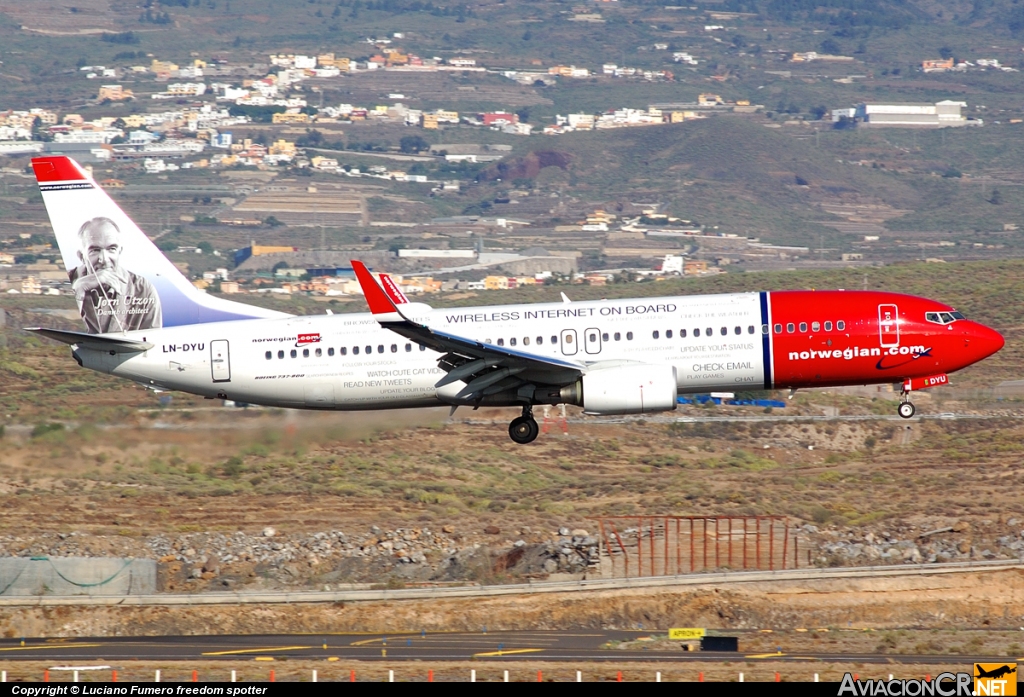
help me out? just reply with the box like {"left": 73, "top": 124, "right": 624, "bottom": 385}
{"left": 759, "top": 291, "right": 773, "bottom": 390}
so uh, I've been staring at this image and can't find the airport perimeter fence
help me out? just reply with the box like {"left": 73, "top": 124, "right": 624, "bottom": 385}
{"left": 592, "top": 515, "right": 800, "bottom": 578}
{"left": 0, "top": 667, "right": 938, "bottom": 683}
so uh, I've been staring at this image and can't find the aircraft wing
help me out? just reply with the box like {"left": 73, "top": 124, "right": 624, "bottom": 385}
{"left": 352, "top": 261, "right": 583, "bottom": 401}
{"left": 26, "top": 327, "right": 154, "bottom": 353}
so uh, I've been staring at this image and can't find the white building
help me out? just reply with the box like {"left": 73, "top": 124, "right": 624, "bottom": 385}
{"left": 854, "top": 100, "right": 969, "bottom": 127}
{"left": 53, "top": 129, "right": 123, "bottom": 144}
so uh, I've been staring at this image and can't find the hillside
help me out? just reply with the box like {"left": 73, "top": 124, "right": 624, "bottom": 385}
{"left": 490, "top": 117, "right": 919, "bottom": 245}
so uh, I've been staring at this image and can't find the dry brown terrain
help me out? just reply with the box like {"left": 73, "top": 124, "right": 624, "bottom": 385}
{"left": 0, "top": 660, "right": 962, "bottom": 683}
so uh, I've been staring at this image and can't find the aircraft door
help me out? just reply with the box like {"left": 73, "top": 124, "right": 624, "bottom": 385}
{"left": 211, "top": 340, "right": 231, "bottom": 382}
{"left": 584, "top": 327, "right": 602, "bottom": 355}
{"left": 878, "top": 304, "right": 900, "bottom": 347}
{"left": 560, "top": 329, "right": 578, "bottom": 356}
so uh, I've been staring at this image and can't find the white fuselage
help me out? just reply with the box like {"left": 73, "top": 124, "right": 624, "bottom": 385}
{"left": 78, "top": 293, "right": 769, "bottom": 409}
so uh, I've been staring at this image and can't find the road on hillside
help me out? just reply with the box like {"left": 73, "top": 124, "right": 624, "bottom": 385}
{"left": 0, "top": 632, "right": 1013, "bottom": 665}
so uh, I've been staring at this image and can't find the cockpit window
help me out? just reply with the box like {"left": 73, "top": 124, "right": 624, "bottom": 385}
{"left": 926, "top": 310, "right": 964, "bottom": 325}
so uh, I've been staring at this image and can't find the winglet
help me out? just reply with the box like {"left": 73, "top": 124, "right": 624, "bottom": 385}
{"left": 379, "top": 273, "right": 410, "bottom": 305}
{"left": 352, "top": 260, "right": 405, "bottom": 323}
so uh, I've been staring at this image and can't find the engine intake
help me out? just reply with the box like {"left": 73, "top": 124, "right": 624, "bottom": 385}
{"left": 561, "top": 364, "right": 677, "bottom": 415}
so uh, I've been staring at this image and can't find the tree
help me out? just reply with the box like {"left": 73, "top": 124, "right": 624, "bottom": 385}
{"left": 197, "top": 241, "right": 214, "bottom": 254}
{"left": 399, "top": 135, "right": 429, "bottom": 153}
{"left": 939, "top": 46, "right": 954, "bottom": 60}
{"left": 810, "top": 105, "right": 828, "bottom": 120}
{"left": 989, "top": 189, "right": 1003, "bottom": 205}
{"left": 820, "top": 38, "right": 841, "bottom": 55}
{"left": 515, "top": 107, "right": 530, "bottom": 123}
{"left": 263, "top": 216, "right": 283, "bottom": 227}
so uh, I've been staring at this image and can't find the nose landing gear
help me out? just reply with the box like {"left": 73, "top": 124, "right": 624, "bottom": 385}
{"left": 509, "top": 405, "right": 540, "bottom": 444}
{"left": 897, "top": 400, "right": 916, "bottom": 419}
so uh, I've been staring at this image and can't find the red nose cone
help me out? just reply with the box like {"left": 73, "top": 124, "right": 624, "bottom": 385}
{"left": 965, "top": 322, "right": 1005, "bottom": 364}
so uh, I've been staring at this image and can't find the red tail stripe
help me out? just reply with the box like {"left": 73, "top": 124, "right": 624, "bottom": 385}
{"left": 31, "top": 156, "right": 86, "bottom": 183}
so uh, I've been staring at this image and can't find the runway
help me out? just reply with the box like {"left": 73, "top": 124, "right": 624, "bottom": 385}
{"left": 0, "top": 632, "right": 1013, "bottom": 664}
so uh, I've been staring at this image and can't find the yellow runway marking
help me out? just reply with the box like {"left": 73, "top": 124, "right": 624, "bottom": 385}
{"left": 0, "top": 643, "right": 102, "bottom": 652}
{"left": 201, "top": 646, "right": 313, "bottom": 656}
{"left": 745, "top": 653, "right": 787, "bottom": 659}
{"left": 472, "top": 649, "right": 544, "bottom": 658}
{"left": 350, "top": 638, "right": 385, "bottom": 646}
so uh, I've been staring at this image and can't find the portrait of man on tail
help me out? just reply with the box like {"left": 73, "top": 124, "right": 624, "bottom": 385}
{"left": 68, "top": 216, "right": 162, "bottom": 334}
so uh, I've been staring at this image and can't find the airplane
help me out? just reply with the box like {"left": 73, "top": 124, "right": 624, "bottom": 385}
{"left": 24, "top": 156, "right": 1005, "bottom": 444}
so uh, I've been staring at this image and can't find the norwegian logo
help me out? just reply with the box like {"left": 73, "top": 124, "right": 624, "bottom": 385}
{"left": 296, "top": 333, "right": 321, "bottom": 347}
{"left": 381, "top": 275, "right": 409, "bottom": 304}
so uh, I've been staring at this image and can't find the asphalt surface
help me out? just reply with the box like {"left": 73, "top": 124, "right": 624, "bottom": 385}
{"left": 0, "top": 632, "right": 1014, "bottom": 664}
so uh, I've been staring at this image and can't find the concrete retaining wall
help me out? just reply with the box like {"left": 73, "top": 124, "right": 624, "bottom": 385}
{"left": 0, "top": 557, "right": 156, "bottom": 596}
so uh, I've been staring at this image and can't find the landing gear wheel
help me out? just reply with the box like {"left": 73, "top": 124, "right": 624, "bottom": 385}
{"left": 898, "top": 401, "right": 916, "bottom": 419}
{"left": 509, "top": 415, "right": 540, "bottom": 444}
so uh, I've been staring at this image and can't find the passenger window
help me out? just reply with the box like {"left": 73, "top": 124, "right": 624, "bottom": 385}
{"left": 666, "top": 330, "right": 673, "bottom": 339}
{"left": 602, "top": 333, "right": 609, "bottom": 341}
{"left": 377, "top": 345, "right": 384, "bottom": 354}
{"left": 290, "top": 349, "right": 297, "bottom": 358}
{"left": 420, "top": 344, "right": 426, "bottom": 351}
{"left": 536, "top": 336, "right": 543, "bottom": 345}
{"left": 719, "top": 327, "right": 726, "bottom": 336}
{"left": 837, "top": 320, "right": 846, "bottom": 331}
{"left": 315, "top": 348, "right": 322, "bottom": 357}
{"left": 774, "top": 324, "right": 782, "bottom": 334}
{"left": 551, "top": 336, "right": 557, "bottom": 344}
{"left": 353, "top": 346, "right": 360, "bottom": 355}
{"left": 524, "top": 337, "right": 531, "bottom": 346}
{"left": 748, "top": 326, "right": 755, "bottom": 334}
{"left": 302, "top": 349, "right": 309, "bottom": 358}
{"left": 734, "top": 326, "right": 741, "bottom": 335}
{"left": 761, "top": 324, "right": 769, "bottom": 335}
{"left": 564, "top": 334, "right": 573, "bottom": 344}
{"left": 328, "top": 348, "right": 335, "bottom": 356}
{"left": 391, "top": 344, "right": 398, "bottom": 353}
{"left": 405, "top": 343, "right": 412, "bottom": 352}
{"left": 510, "top": 338, "right": 517, "bottom": 346}
{"left": 694, "top": 328, "right": 701, "bottom": 337}
{"left": 497, "top": 338, "right": 505, "bottom": 346}
{"left": 811, "top": 322, "right": 820, "bottom": 332}
{"left": 824, "top": 321, "right": 833, "bottom": 331}
{"left": 626, "top": 332, "right": 634, "bottom": 340}
{"left": 707, "top": 327, "right": 713, "bottom": 336}
{"left": 799, "top": 322, "right": 807, "bottom": 333}
{"left": 786, "top": 323, "right": 795, "bottom": 333}
{"left": 680, "top": 329, "right": 687, "bottom": 338}
{"left": 365, "top": 345, "right": 372, "bottom": 354}
{"left": 340, "top": 347, "right": 347, "bottom": 356}
{"left": 265, "top": 351, "right": 272, "bottom": 360}
{"left": 278, "top": 350, "right": 284, "bottom": 359}
{"left": 614, "top": 332, "right": 621, "bottom": 341}
{"left": 589, "top": 333, "right": 597, "bottom": 342}
{"left": 653, "top": 330, "right": 660, "bottom": 339}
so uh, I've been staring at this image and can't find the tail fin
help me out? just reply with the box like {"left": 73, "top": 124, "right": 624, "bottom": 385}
{"left": 31, "top": 156, "right": 289, "bottom": 334}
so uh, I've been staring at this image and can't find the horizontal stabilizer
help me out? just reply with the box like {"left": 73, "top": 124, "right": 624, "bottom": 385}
{"left": 26, "top": 327, "right": 153, "bottom": 353}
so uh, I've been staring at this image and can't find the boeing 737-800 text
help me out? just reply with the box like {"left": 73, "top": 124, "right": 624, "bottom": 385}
{"left": 26, "top": 156, "right": 1004, "bottom": 443}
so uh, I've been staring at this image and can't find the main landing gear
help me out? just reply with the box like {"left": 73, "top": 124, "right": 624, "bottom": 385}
{"left": 509, "top": 405, "right": 540, "bottom": 444}
{"left": 898, "top": 399, "right": 916, "bottom": 419}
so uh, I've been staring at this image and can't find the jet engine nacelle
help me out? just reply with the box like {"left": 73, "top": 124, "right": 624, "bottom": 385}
{"left": 561, "top": 364, "right": 677, "bottom": 415}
